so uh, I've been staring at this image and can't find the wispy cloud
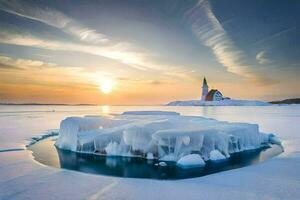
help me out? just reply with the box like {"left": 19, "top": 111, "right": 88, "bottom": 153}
{"left": 0, "top": 0, "right": 202, "bottom": 82}
{"left": 256, "top": 51, "right": 272, "bottom": 64}
{"left": 185, "top": 0, "right": 254, "bottom": 79}
{"left": 0, "top": 0, "right": 108, "bottom": 44}
{"left": 0, "top": 30, "right": 196, "bottom": 82}
{"left": 0, "top": 31, "right": 147, "bottom": 69}
{"left": 0, "top": 55, "right": 95, "bottom": 86}
{"left": 0, "top": 62, "right": 22, "bottom": 70}
{"left": 0, "top": 55, "right": 48, "bottom": 69}
{"left": 252, "top": 27, "right": 296, "bottom": 47}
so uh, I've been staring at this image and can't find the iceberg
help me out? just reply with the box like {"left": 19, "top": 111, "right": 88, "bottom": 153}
{"left": 55, "top": 111, "right": 280, "bottom": 163}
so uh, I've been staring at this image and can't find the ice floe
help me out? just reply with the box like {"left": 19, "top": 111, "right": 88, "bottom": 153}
{"left": 55, "top": 111, "right": 280, "bottom": 164}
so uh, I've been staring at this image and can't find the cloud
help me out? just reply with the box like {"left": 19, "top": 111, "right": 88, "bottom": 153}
{"left": 0, "top": 0, "right": 108, "bottom": 44}
{"left": 256, "top": 51, "right": 272, "bottom": 64}
{"left": 0, "top": 55, "right": 55, "bottom": 70}
{"left": 185, "top": 0, "right": 255, "bottom": 79}
{"left": 0, "top": 0, "right": 202, "bottom": 82}
{"left": 252, "top": 27, "right": 296, "bottom": 47}
{"left": 0, "top": 31, "right": 148, "bottom": 69}
{"left": 0, "top": 30, "right": 196, "bottom": 82}
{"left": 0, "top": 56, "right": 98, "bottom": 89}
{"left": 0, "top": 56, "right": 23, "bottom": 70}
{"left": 0, "top": 62, "right": 22, "bottom": 70}
{"left": 150, "top": 80, "right": 163, "bottom": 85}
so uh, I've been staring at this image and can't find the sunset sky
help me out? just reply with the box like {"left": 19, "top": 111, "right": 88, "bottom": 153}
{"left": 0, "top": 0, "right": 299, "bottom": 105}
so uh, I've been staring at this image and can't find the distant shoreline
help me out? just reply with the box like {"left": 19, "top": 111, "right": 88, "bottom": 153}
{"left": 269, "top": 98, "right": 300, "bottom": 104}
{"left": 1, "top": 98, "right": 299, "bottom": 106}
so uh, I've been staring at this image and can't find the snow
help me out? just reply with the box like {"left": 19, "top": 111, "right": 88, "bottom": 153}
{"left": 209, "top": 150, "right": 227, "bottom": 161}
{"left": 268, "top": 134, "right": 282, "bottom": 145}
{"left": 1, "top": 105, "right": 300, "bottom": 200}
{"left": 122, "top": 111, "right": 180, "bottom": 115}
{"left": 166, "top": 99, "right": 270, "bottom": 106}
{"left": 55, "top": 112, "right": 276, "bottom": 162}
{"left": 176, "top": 154, "right": 206, "bottom": 168}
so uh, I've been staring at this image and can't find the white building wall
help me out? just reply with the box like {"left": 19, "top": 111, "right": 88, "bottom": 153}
{"left": 213, "top": 91, "right": 223, "bottom": 101}
{"left": 201, "top": 85, "right": 208, "bottom": 101}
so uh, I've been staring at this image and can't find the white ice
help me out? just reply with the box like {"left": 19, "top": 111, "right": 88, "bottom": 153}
{"left": 1, "top": 105, "right": 300, "bottom": 200}
{"left": 166, "top": 99, "right": 271, "bottom": 106}
{"left": 55, "top": 111, "right": 277, "bottom": 163}
{"left": 176, "top": 154, "right": 206, "bottom": 168}
{"left": 209, "top": 150, "right": 226, "bottom": 161}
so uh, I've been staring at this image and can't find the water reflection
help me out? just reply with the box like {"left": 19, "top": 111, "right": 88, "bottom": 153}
{"left": 29, "top": 138, "right": 283, "bottom": 180}
{"left": 101, "top": 105, "right": 110, "bottom": 114}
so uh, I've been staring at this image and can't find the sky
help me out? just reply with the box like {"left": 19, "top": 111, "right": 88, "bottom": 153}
{"left": 0, "top": 0, "right": 299, "bottom": 105}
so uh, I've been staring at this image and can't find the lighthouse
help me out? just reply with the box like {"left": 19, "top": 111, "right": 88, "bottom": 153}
{"left": 201, "top": 77, "right": 209, "bottom": 101}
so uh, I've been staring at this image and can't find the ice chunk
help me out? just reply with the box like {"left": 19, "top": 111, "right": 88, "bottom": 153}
{"left": 55, "top": 111, "right": 281, "bottom": 161}
{"left": 177, "top": 154, "right": 206, "bottom": 168}
{"left": 209, "top": 150, "right": 226, "bottom": 161}
{"left": 268, "top": 134, "right": 281, "bottom": 145}
{"left": 158, "top": 162, "right": 167, "bottom": 167}
{"left": 55, "top": 117, "right": 105, "bottom": 151}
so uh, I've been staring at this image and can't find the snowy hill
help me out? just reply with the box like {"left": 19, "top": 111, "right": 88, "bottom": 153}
{"left": 166, "top": 99, "right": 271, "bottom": 106}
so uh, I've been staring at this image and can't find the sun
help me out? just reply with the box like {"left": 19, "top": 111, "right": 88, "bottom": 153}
{"left": 100, "top": 79, "right": 114, "bottom": 94}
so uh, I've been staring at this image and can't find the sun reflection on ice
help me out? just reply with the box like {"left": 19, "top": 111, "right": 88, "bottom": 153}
{"left": 101, "top": 105, "right": 110, "bottom": 114}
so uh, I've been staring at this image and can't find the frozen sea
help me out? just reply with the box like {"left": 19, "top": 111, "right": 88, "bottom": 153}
{"left": 1, "top": 105, "right": 300, "bottom": 200}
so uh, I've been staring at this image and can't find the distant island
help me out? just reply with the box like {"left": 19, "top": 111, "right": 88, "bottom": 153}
{"left": 269, "top": 98, "right": 300, "bottom": 104}
{"left": 166, "top": 77, "right": 299, "bottom": 106}
{"left": 166, "top": 99, "right": 270, "bottom": 106}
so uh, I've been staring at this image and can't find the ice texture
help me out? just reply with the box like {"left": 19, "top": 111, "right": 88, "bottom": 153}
{"left": 55, "top": 111, "right": 279, "bottom": 161}
{"left": 122, "top": 111, "right": 180, "bottom": 115}
{"left": 1, "top": 105, "right": 299, "bottom": 200}
{"left": 177, "top": 154, "right": 206, "bottom": 168}
{"left": 209, "top": 150, "right": 226, "bottom": 161}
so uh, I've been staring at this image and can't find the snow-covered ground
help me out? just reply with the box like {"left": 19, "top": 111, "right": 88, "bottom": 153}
{"left": 166, "top": 99, "right": 270, "bottom": 106}
{"left": 1, "top": 105, "right": 300, "bottom": 200}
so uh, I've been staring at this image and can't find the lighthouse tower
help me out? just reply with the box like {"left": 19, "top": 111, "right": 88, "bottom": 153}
{"left": 201, "top": 77, "right": 209, "bottom": 101}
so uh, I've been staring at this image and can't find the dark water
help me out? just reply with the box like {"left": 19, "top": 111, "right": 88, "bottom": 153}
{"left": 28, "top": 138, "right": 283, "bottom": 180}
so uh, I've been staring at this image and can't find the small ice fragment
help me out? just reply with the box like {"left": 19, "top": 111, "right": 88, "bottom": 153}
{"left": 158, "top": 162, "right": 167, "bottom": 167}
{"left": 209, "top": 150, "right": 226, "bottom": 161}
{"left": 177, "top": 154, "right": 205, "bottom": 169}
